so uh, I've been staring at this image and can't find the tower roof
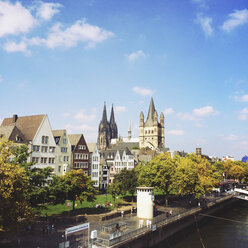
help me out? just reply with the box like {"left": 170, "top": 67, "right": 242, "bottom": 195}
{"left": 146, "top": 97, "right": 155, "bottom": 125}
{"left": 110, "top": 104, "right": 115, "bottom": 124}
{"left": 101, "top": 102, "right": 108, "bottom": 123}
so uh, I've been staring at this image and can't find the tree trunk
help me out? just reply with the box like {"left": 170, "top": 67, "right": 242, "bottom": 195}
{"left": 73, "top": 200, "right": 75, "bottom": 210}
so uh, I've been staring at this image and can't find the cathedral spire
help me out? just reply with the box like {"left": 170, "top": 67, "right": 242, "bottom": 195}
{"left": 101, "top": 102, "right": 108, "bottom": 123}
{"left": 110, "top": 104, "right": 115, "bottom": 124}
{"left": 146, "top": 97, "right": 155, "bottom": 124}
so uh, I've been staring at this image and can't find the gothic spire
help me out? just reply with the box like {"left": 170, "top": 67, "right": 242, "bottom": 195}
{"left": 101, "top": 102, "right": 108, "bottom": 123}
{"left": 110, "top": 104, "right": 115, "bottom": 124}
{"left": 146, "top": 97, "right": 155, "bottom": 124}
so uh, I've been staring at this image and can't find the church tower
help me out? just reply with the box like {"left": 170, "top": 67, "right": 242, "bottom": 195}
{"left": 139, "top": 98, "right": 165, "bottom": 150}
{"left": 109, "top": 105, "right": 118, "bottom": 140}
{"left": 97, "top": 102, "right": 118, "bottom": 150}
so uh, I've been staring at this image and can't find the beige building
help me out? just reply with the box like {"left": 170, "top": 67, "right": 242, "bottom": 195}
{"left": 139, "top": 98, "right": 165, "bottom": 150}
{"left": 53, "top": 129, "right": 72, "bottom": 176}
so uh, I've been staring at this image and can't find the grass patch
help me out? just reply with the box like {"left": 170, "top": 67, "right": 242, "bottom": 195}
{"left": 40, "top": 194, "right": 123, "bottom": 217}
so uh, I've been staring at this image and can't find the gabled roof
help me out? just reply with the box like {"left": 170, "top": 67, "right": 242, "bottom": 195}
{"left": 52, "top": 129, "right": 66, "bottom": 137}
{"left": 0, "top": 124, "right": 15, "bottom": 139}
{"left": 1, "top": 114, "right": 45, "bottom": 141}
{"left": 68, "top": 134, "right": 81, "bottom": 146}
{"left": 87, "top": 142, "right": 97, "bottom": 153}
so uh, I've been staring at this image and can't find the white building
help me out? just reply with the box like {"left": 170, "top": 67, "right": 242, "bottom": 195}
{"left": 223, "top": 155, "right": 235, "bottom": 161}
{"left": 1, "top": 114, "right": 56, "bottom": 172}
{"left": 87, "top": 143, "right": 100, "bottom": 188}
{"left": 101, "top": 147, "right": 135, "bottom": 185}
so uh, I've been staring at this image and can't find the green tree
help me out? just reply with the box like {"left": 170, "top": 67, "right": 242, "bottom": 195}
{"left": 106, "top": 182, "right": 120, "bottom": 206}
{"left": 137, "top": 153, "right": 176, "bottom": 205}
{"left": 48, "top": 170, "right": 98, "bottom": 209}
{"left": 229, "top": 165, "right": 245, "bottom": 182}
{"left": 113, "top": 168, "right": 138, "bottom": 201}
{"left": 0, "top": 138, "right": 33, "bottom": 230}
{"left": 11, "top": 144, "right": 53, "bottom": 209}
{"left": 171, "top": 154, "right": 215, "bottom": 199}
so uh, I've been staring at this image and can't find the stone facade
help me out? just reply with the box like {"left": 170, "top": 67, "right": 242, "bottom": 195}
{"left": 97, "top": 103, "right": 118, "bottom": 150}
{"left": 139, "top": 98, "right": 165, "bottom": 150}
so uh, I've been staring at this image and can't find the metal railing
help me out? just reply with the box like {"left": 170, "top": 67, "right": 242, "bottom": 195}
{"left": 93, "top": 194, "right": 233, "bottom": 247}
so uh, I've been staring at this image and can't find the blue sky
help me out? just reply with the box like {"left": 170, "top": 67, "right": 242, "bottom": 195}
{"left": 1, "top": 0, "right": 248, "bottom": 159}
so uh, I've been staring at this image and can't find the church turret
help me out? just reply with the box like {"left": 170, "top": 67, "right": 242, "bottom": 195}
{"left": 110, "top": 104, "right": 118, "bottom": 139}
{"left": 140, "top": 112, "right": 144, "bottom": 126}
{"left": 154, "top": 110, "right": 158, "bottom": 125}
{"left": 160, "top": 112, "right": 164, "bottom": 127}
{"left": 128, "top": 122, "right": 132, "bottom": 140}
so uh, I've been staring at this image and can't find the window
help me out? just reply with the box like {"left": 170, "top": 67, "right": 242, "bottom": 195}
{"left": 41, "top": 146, "right": 48, "bottom": 152}
{"left": 49, "top": 147, "right": 55, "bottom": 153}
{"left": 63, "top": 138, "right": 66, "bottom": 144}
{"left": 49, "top": 158, "right": 55, "bottom": 164}
{"left": 61, "top": 147, "right": 67, "bottom": 153}
{"left": 78, "top": 145, "right": 86, "bottom": 150}
{"left": 59, "top": 155, "right": 62, "bottom": 162}
{"left": 83, "top": 162, "right": 88, "bottom": 168}
{"left": 32, "top": 145, "right": 40, "bottom": 152}
{"left": 64, "top": 156, "right": 69, "bottom": 162}
{"left": 32, "top": 157, "right": 39, "bottom": 163}
{"left": 16, "top": 136, "right": 22, "bottom": 142}
{"left": 58, "top": 166, "right": 61, "bottom": 172}
{"left": 41, "top": 157, "right": 47, "bottom": 164}
{"left": 42, "top": 136, "right": 48, "bottom": 144}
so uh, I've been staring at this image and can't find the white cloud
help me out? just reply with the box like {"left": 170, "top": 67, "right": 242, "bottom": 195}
{"left": 177, "top": 112, "right": 199, "bottom": 121}
{"left": 225, "top": 134, "right": 238, "bottom": 141}
{"left": 167, "top": 129, "right": 184, "bottom": 136}
{"left": 126, "top": 50, "right": 147, "bottom": 62}
{"left": 164, "top": 108, "right": 174, "bottom": 115}
{"left": 240, "top": 107, "right": 248, "bottom": 114}
{"left": 221, "top": 9, "right": 248, "bottom": 32}
{"left": 132, "top": 86, "right": 154, "bottom": 96}
{"left": 36, "top": 2, "right": 62, "bottom": 21}
{"left": 61, "top": 112, "right": 71, "bottom": 118}
{"left": 0, "top": 1, "right": 36, "bottom": 37}
{"left": 196, "top": 14, "right": 214, "bottom": 37}
{"left": 193, "top": 106, "right": 219, "bottom": 117}
{"left": 74, "top": 109, "right": 97, "bottom": 123}
{"left": 239, "top": 114, "right": 247, "bottom": 120}
{"left": 234, "top": 94, "right": 248, "bottom": 102}
{"left": 239, "top": 107, "right": 248, "bottom": 120}
{"left": 27, "top": 19, "right": 114, "bottom": 49}
{"left": 115, "top": 106, "right": 127, "bottom": 113}
{"left": 3, "top": 40, "right": 29, "bottom": 53}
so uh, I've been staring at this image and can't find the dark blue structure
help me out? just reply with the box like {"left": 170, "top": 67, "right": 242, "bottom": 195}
{"left": 242, "top": 156, "right": 248, "bottom": 163}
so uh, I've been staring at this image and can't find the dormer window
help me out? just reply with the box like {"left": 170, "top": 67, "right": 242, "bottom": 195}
{"left": 42, "top": 136, "right": 48, "bottom": 144}
{"left": 16, "top": 136, "right": 22, "bottom": 142}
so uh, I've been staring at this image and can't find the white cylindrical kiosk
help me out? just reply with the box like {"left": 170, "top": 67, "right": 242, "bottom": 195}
{"left": 137, "top": 187, "right": 154, "bottom": 220}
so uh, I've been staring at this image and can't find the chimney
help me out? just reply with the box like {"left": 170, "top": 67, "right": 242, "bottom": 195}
{"left": 13, "top": 114, "right": 18, "bottom": 123}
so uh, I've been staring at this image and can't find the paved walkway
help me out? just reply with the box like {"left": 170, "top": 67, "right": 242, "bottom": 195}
{"left": 0, "top": 194, "right": 227, "bottom": 248}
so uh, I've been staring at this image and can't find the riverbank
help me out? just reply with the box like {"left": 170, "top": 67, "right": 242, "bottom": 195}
{"left": 0, "top": 194, "right": 234, "bottom": 248}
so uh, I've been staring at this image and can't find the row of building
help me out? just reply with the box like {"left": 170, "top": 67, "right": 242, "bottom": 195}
{"left": 0, "top": 98, "right": 168, "bottom": 189}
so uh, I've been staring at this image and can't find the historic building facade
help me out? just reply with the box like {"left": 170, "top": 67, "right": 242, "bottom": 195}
{"left": 97, "top": 103, "right": 118, "bottom": 150}
{"left": 53, "top": 129, "right": 71, "bottom": 176}
{"left": 0, "top": 114, "right": 56, "bottom": 172}
{"left": 139, "top": 98, "right": 165, "bottom": 150}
